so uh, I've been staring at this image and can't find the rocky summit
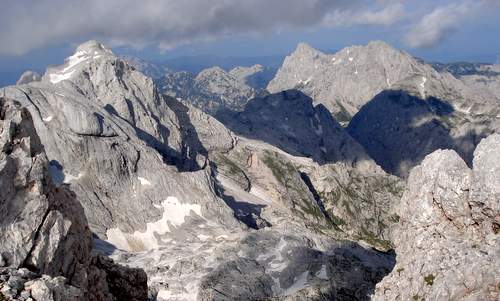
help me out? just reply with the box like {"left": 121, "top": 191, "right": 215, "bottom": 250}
{"left": 1, "top": 39, "right": 499, "bottom": 301}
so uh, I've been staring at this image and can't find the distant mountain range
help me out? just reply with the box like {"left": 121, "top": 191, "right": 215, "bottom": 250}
{"left": 1, "top": 40, "right": 498, "bottom": 301}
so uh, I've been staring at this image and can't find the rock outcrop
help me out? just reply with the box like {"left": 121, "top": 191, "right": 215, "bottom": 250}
{"left": 157, "top": 66, "right": 259, "bottom": 114}
{"left": 0, "top": 98, "right": 147, "bottom": 301}
{"left": 373, "top": 134, "right": 500, "bottom": 300}
{"left": 228, "top": 64, "right": 276, "bottom": 90}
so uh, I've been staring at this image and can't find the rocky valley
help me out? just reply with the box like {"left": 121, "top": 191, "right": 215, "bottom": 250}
{"left": 1, "top": 39, "right": 498, "bottom": 301}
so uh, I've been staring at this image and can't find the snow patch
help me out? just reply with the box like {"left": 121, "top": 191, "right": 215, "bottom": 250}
{"left": 106, "top": 196, "right": 202, "bottom": 251}
{"left": 49, "top": 70, "right": 76, "bottom": 84}
{"left": 420, "top": 76, "right": 427, "bottom": 89}
{"left": 197, "top": 234, "right": 210, "bottom": 241}
{"left": 43, "top": 116, "right": 53, "bottom": 122}
{"left": 63, "top": 172, "right": 84, "bottom": 183}
{"left": 138, "top": 177, "right": 152, "bottom": 186}
{"left": 349, "top": 57, "right": 354, "bottom": 62}
{"left": 316, "top": 265, "right": 328, "bottom": 280}
{"left": 283, "top": 271, "right": 309, "bottom": 296}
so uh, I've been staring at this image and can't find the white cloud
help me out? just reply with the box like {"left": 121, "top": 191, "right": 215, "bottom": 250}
{"left": 0, "top": 0, "right": 406, "bottom": 56}
{"left": 404, "top": 0, "right": 493, "bottom": 48}
{"left": 323, "top": 3, "right": 406, "bottom": 27}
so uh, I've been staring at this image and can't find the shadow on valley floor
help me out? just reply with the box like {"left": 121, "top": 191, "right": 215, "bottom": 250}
{"left": 216, "top": 89, "right": 370, "bottom": 165}
{"left": 347, "top": 89, "right": 491, "bottom": 178}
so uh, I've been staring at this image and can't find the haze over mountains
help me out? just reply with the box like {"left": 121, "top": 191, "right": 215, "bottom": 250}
{"left": 1, "top": 37, "right": 499, "bottom": 301}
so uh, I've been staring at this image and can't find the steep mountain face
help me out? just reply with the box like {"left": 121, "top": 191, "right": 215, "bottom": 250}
{"left": 373, "top": 134, "right": 500, "bottom": 300}
{"left": 267, "top": 41, "right": 429, "bottom": 122}
{"left": 347, "top": 67, "right": 500, "bottom": 178}
{"left": 228, "top": 64, "right": 277, "bottom": 90}
{"left": 218, "top": 89, "right": 370, "bottom": 166}
{"left": 0, "top": 98, "right": 147, "bottom": 301}
{"left": 216, "top": 90, "right": 404, "bottom": 249}
{"left": 1, "top": 40, "right": 403, "bottom": 300}
{"left": 157, "top": 66, "right": 258, "bottom": 114}
{"left": 432, "top": 62, "right": 500, "bottom": 100}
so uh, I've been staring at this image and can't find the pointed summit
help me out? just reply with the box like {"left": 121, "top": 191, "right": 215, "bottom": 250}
{"left": 292, "top": 42, "right": 324, "bottom": 57}
{"left": 43, "top": 40, "right": 115, "bottom": 84}
{"left": 268, "top": 40, "right": 429, "bottom": 120}
{"left": 75, "top": 40, "right": 114, "bottom": 56}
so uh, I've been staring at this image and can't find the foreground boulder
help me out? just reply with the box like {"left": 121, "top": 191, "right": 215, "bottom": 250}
{"left": 0, "top": 98, "right": 147, "bottom": 301}
{"left": 373, "top": 134, "right": 500, "bottom": 300}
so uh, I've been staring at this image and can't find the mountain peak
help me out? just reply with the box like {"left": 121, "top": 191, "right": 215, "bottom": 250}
{"left": 44, "top": 40, "right": 115, "bottom": 84}
{"left": 293, "top": 42, "right": 323, "bottom": 56}
{"left": 75, "top": 40, "right": 114, "bottom": 56}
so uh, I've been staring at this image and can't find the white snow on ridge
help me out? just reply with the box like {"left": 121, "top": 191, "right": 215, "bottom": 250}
{"left": 106, "top": 196, "right": 203, "bottom": 251}
{"left": 49, "top": 70, "right": 76, "bottom": 84}
{"left": 420, "top": 76, "right": 427, "bottom": 88}
{"left": 48, "top": 47, "right": 107, "bottom": 84}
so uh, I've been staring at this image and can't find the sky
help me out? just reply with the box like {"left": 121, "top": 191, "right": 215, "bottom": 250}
{"left": 1, "top": 0, "right": 500, "bottom": 86}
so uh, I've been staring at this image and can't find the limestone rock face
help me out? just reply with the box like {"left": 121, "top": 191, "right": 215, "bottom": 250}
{"left": 229, "top": 64, "right": 277, "bottom": 90}
{"left": 373, "top": 134, "right": 500, "bottom": 301}
{"left": 0, "top": 98, "right": 147, "bottom": 301}
{"left": 267, "top": 41, "right": 429, "bottom": 121}
{"left": 217, "top": 89, "right": 370, "bottom": 166}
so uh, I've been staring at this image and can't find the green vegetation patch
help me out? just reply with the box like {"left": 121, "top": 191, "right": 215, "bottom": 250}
{"left": 261, "top": 150, "right": 296, "bottom": 186}
{"left": 424, "top": 274, "right": 435, "bottom": 286}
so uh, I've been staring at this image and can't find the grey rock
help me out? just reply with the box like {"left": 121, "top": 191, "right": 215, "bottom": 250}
{"left": 16, "top": 71, "right": 41, "bottom": 85}
{"left": 268, "top": 41, "right": 428, "bottom": 122}
{"left": 217, "top": 89, "right": 369, "bottom": 166}
{"left": 229, "top": 64, "right": 277, "bottom": 90}
{"left": 157, "top": 66, "right": 259, "bottom": 114}
{"left": 347, "top": 78, "right": 500, "bottom": 178}
{"left": 373, "top": 134, "right": 500, "bottom": 301}
{"left": 0, "top": 97, "right": 147, "bottom": 301}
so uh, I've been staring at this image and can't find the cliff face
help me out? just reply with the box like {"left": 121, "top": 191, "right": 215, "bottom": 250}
{"left": 373, "top": 134, "right": 500, "bottom": 301}
{"left": 0, "top": 98, "right": 147, "bottom": 301}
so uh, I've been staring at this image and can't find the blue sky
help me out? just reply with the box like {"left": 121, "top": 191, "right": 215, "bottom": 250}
{"left": 1, "top": 0, "right": 499, "bottom": 86}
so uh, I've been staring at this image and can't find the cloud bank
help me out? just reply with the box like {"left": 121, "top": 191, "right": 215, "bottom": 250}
{"left": 405, "top": 0, "right": 497, "bottom": 48}
{"left": 0, "top": 0, "right": 404, "bottom": 55}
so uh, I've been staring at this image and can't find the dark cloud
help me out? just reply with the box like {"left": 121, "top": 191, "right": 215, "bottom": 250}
{"left": 0, "top": 0, "right": 405, "bottom": 55}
